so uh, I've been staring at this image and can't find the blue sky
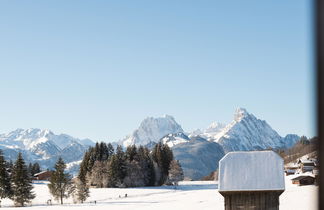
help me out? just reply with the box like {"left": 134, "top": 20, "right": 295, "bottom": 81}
{"left": 0, "top": 0, "right": 314, "bottom": 142}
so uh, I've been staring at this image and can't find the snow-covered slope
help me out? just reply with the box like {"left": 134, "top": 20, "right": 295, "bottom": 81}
{"left": 189, "top": 122, "right": 226, "bottom": 141}
{"left": 0, "top": 128, "right": 95, "bottom": 170}
{"left": 120, "top": 115, "right": 184, "bottom": 147}
{"left": 213, "top": 108, "right": 300, "bottom": 153}
{"left": 161, "top": 132, "right": 190, "bottom": 147}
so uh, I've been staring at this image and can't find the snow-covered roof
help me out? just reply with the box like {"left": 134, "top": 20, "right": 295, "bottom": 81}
{"left": 299, "top": 159, "right": 315, "bottom": 164}
{"left": 34, "top": 171, "right": 50, "bottom": 176}
{"left": 218, "top": 151, "right": 285, "bottom": 192}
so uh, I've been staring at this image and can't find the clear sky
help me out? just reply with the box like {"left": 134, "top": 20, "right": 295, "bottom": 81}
{"left": 0, "top": 0, "right": 314, "bottom": 142}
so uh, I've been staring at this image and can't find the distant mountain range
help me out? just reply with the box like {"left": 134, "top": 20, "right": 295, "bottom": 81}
{"left": 0, "top": 128, "right": 94, "bottom": 171}
{"left": 0, "top": 108, "right": 300, "bottom": 179}
{"left": 119, "top": 108, "right": 300, "bottom": 179}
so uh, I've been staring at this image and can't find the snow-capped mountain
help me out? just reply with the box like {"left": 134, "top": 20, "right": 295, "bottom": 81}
{"left": 213, "top": 108, "right": 300, "bottom": 153}
{"left": 189, "top": 122, "right": 226, "bottom": 141}
{"left": 120, "top": 109, "right": 299, "bottom": 152}
{"left": 161, "top": 132, "right": 190, "bottom": 147}
{"left": 120, "top": 115, "right": 184, "bottom": 147}
{"left": 0, "top": 128, "right": 95, "bottom": 170}
{"left": 131, "top": 109, "right": 300, "bottom": 179}
{"left": 1, "top": 108, "right": 301, "bottom": 179}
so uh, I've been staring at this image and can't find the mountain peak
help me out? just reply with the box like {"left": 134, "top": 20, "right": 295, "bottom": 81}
{"left": 234, "top": 107, "right": 249, "bottom": 121}
{"left": 204, "top": 122, "right": 226, "bottom": 134}
{"left": 121, "top": 115, "right": 183, "bottom": 147}
{"left": 163, "top": 114, "right": 175, "bottom": 119}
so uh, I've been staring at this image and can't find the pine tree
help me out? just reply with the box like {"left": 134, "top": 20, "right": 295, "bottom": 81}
{"left": 32, "top": 163, "right": 41, "bottom": 175}
{"left": 115, "top": 146, "right": 126, "bottom": 185}
{"left": 107, "top": 146, "right": 126, "bottom": 187}
{"left": 0, "top": 150, "right": 12, "bottom": 204}
{"left": 137, "top": 146, "right": 155, "bottom": 186}
{"left": 152, "top": 143, "right": 174, "bottom": 185}
{"left": 107, "top": 143, "right": 115, "bottom": 157}
{"left": 11, "top": 153, "right": 35, "bottom": 207}
{"left": 78, "top": 151, "right": 90, "bottom": 185}
{"left": 167, "top": 160, "right": 184, "bottom": 187}
{"left": 125, "top": 145, "right": 137, "bottom": 162}
{"left": 48, "top": 157, "right": 74, "bottom": 204}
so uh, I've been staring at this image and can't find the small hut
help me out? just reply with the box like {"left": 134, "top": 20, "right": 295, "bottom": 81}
{"left": 284, "top": 162, "right": 299, "bottom": 176}
{"left": 291, "top": 175, "right": 315, "bottom": 185}
{"left": 218, "top": 151, "right": 285, "bottom": 210}
{"left": 34, "top": 171, "right": 52, "bottom": 180}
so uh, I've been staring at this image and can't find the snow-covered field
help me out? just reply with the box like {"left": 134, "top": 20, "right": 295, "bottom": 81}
{"left": 0, "top": 176, "right": 317, "bottom": 210}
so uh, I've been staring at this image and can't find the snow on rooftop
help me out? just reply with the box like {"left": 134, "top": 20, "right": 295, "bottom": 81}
{"left": 218, "top": 151, "right": 285, "bottom": 192}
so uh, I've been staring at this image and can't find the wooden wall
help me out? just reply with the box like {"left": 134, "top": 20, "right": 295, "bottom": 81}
{"left": 221, "top": 191, "right": 283, "bottom": 210}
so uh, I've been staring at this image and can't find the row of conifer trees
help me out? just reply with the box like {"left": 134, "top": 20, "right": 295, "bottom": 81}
{"left": 78, "top": 142, "right": 184, "bottom": 189}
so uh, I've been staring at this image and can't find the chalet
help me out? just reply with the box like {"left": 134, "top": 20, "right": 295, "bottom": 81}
{"left": 218, "top": 151, "right": 285, "bottom": 210}
{"left": 291, "top": 175, "right": 315, "bottom": 185}
{"left": 34, "top": 171, "right": 52, "bottom": 181}
{"left": 297, "top": 159, "right": 315, "bottom": 173}
{"left": 284, "top": 163, "right": 299, "bottom": 176}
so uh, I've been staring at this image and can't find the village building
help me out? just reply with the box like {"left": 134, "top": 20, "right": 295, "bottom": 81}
{"left": 297, "top": 159, "right": 315, "bottom": 173}
{"left": 218, "top": 151, "right": 285, "bottom": 210}
{"left": 33, "top": 171, "right": 52, "bottom": 181}
{"left": 284, "top": 163, "right": 299, "bottom": 176}
{"left": 291, "top": 175, "right": 315, "bottom": 186}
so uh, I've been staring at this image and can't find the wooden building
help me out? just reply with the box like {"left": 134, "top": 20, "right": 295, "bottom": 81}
{"left": 34, "top": 171, "right": 52, "bottom": 180}
{"left": 284, "top": 163, "right": 298, "bottom": 176}
{"left": 218, "top": 151, "right": 285, "bottom": 210}
{"left": 291, "top": 175, "right": 315, "bottom": 185}
{"left": 297, "top": 159, "right": 315, "bottom": 173}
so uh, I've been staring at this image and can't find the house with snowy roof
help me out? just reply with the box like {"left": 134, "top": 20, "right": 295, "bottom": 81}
{"left": 33, "top": 171, "right": 52, "bottom": 181}
{"left": 291, "top": 175, "right": 315, "bottom": 186}
{"left": 284, "top": 162, "right": 299, "bottom": 175}
{"left": 218, "top": 151, "right": 285, "bottom": 210}
{"left": 297, "top": 158, "right": 316, "bottom": 173}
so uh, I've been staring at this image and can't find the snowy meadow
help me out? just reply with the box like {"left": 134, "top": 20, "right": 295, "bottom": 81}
{"left": 0, "top": 176, "right": 317, "bottom": 210}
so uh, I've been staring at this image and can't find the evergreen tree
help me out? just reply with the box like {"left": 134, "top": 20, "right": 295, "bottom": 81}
{"left": 11, "top": 153, "right": 35, "bottom": 207}
{"left": 115, "top": 145, "right": 126, "bottom": 183}
{"left": 137, "top": 146, "right": 155, "bottom": 186}
{"left": 152, "top": 143, "right": 174, "bottom": 185}
{"left": 48, "top": 157, "right": 74, "bottom": 204}
{"left": 0, "top": 150, "right": 12, "bottom": 203}
{"left": 6, "top": 160, "right": 13, "bottom": 174}
{"left": 32, "top": 163, "right": 41, "bottom": 175}
{"left": 107, "top": 143, "right": 115, "bottom": 157}
{"left": 167, "top": 160, "right": 184, "bottom": 187}
{"left": 107, "top": 146, "right": 126, "bottom": 187}
{"left": 123, "top": 161, "right": 145, "bottom": 187}
{"left": 125, "top": 145, "right": 137, "bottom": 162}
{"left": 78, "top": 151, "right": 90, "bottom": 185}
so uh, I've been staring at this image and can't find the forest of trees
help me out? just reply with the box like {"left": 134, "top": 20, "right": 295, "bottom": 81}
{"left": 77, "top": 142, "right": 184, "bottom": 189}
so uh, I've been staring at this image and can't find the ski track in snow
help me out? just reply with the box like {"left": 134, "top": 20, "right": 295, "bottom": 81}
{"left": 0, "top": 177, "right": 317, "bottom": 210}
